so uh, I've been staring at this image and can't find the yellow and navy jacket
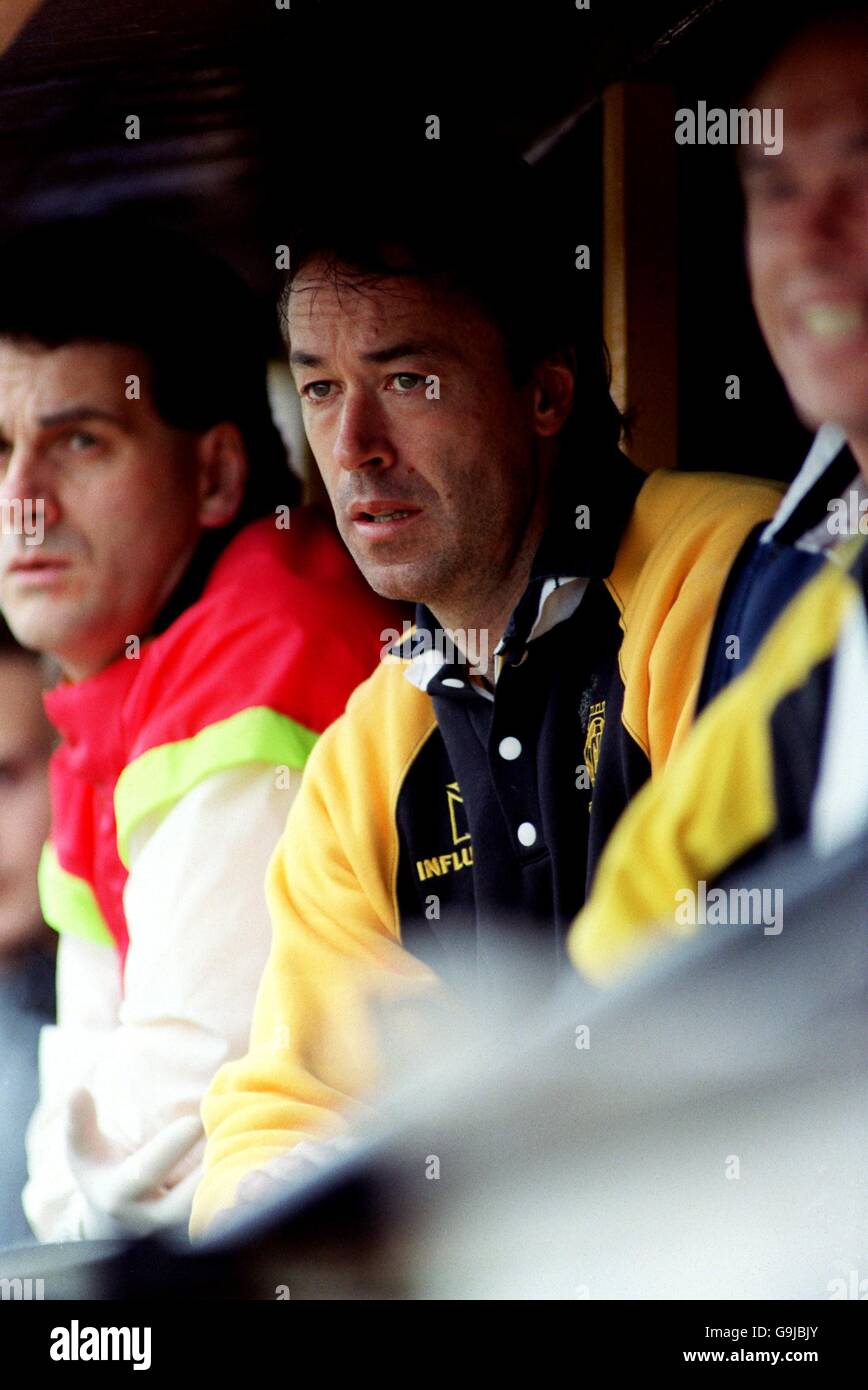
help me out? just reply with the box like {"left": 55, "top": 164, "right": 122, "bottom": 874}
{"left": 569, "top": 534, "right": 868, "bottom": 986}
{"left": 382, "top": 457, "right": 782, "bottom": 984}
{"left": 697, "top": 428, "right": 859, "bottom": 712}
{"left": 191, "top": 455, "right": 782, "bottom": 1233}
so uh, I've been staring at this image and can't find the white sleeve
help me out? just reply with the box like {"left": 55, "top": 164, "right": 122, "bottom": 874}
{"left": 23, "top": 761, "right": 301, "bottom": 1242}
{"left": 23, "top": 937, "right": 122, "bottom": 1242}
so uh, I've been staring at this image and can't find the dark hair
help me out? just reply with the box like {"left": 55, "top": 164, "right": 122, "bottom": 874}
{"left": 733, "top": 0, "right": 868, "bottom": 101}
{"left": 279, "top": 148, "right": 625, "bottom": 466}
{"left": 0, "top": 216, "right": 298, "bottom": 529}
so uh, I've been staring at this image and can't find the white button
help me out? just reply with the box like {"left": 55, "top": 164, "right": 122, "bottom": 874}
{"left": 517, "top": 821, "right": 537, "bottom": 847}
{"left": 441, "top": 677, "right": 464, "bottom": 689}
{"left": 498, "top": 736, "right": 522, "bottom": 761}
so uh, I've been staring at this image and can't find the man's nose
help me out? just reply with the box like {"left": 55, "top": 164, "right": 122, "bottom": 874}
{"left": 0, "top": 446, "right": 60, "bottom": 527}
{"left": 332, "top": 390, "right": 397, "bottom": 472}
{"left": 797, "top": 182, "right": 855, "bottom": 247}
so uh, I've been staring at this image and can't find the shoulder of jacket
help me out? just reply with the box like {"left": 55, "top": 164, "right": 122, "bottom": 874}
{"left": 635, "top": 467, "right": 783, "bottom": 531}
{"left": 308, "top": 657, "right": 439, "bottom": 794}
{"left": 750, "top": 550, "right": 859, "bottom": 680}
{"left": 607, "top": 469, "right": 784, "bottom": 615}
{"left": 128, "top": 536, "right": 394, "bottom": 747}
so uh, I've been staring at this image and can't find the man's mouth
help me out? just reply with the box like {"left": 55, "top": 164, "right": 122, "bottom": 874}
{"left": 347, "top": 501, "right": 423, "bottom": 535}
{"left": 360, "top": 509, "right": 415, "bottom": 523}
{"left": 5, "top": 554, "right": 72, "bottom": 582}
{"left": 8, "top": 555, "right": 69, "bottom": 569}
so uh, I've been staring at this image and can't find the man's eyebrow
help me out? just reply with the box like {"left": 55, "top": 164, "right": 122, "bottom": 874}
{"left": 739, "top": 149, "right": 785, "bottom": 177}
{"left": 739, "top": 146, "right": 775, "bottom": 169}
{"left": 289, "top": 341, "right": 453, "bottom": 369}
{"left": 741, "top": 125, "right": 868, "bottom": 177}
{"left": 36, "top": 406, "right": 125, "bottom": 429}
{"left": 360, "top": 340, "right": 449, "bottom": 365}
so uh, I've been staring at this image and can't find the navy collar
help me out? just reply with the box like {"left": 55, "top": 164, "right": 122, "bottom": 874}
{"left": 494, "top": 447, "right": 642, "bottom": 662}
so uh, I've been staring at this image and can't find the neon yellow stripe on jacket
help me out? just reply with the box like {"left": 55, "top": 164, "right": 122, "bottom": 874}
{"left": 114, "top": 705, "right": 319, "bottom": 869}
{"left": 190, "top": 663, "right": 440, "bottom": 1237}
{"left": 38, "top": 841, "right": 114, "bottom": 947}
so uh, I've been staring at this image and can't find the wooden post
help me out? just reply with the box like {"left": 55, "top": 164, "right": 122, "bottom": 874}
{"left": 0, "top": 0, "right": 44, "bottom": 57}
{"left": 603, "top": 81, "right": 678, "bottom": 473}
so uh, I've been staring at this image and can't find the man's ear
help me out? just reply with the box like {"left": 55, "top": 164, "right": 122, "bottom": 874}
{"left": 531, "top": 349, "right": 576, "bottom": 439}
{"left": 194, "top": 422, "right": 248, "bottom": 529}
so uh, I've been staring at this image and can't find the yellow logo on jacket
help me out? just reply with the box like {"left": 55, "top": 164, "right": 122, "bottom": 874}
{"left": 584, "top": 701, "right": 606, "bottom": 788}
{"left": 416, "top": 781, "right": 474, "bottom": 881}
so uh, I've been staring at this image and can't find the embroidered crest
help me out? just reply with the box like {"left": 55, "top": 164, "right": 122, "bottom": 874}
{"left": 584, "top": 701, "right": 606, "bottom": 787}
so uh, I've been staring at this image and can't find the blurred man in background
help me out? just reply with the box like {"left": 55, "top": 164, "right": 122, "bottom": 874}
{"left": 0, "top": 617, "right": 53, "bottom": 1247}
{"left": 571, "top": 9, "right": 868, "bottom": 981}
{"left": 0, "top": 218, "right": 394, "bottom": 1241}
{"left": 698, "top": 6, "right": 868, "bottom": 707}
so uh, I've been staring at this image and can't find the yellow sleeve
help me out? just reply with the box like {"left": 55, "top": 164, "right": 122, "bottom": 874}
{"left": 569, "top": 558, "right": 854, "bottom": 986}
{"left": 606, "top": 471, "right": 784, "bottom": 769}
{"left": 190, "top": 665, "right": 439, "bottom": 1237}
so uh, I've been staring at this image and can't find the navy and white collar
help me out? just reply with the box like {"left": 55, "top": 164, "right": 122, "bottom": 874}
{"left": 761, "top": 424, "right": 856, "bottom": 547}
{"left": 392, "top": 448, "right": 644, "bottom": 695}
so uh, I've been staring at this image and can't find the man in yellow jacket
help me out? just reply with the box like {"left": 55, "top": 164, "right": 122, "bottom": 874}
{"left": 190, "top": 152, "right": 783, "bottom": 1236}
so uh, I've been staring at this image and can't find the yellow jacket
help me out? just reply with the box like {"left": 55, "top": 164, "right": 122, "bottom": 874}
{"left": 190, "top": 469, "right": 782, "bottom": 1236}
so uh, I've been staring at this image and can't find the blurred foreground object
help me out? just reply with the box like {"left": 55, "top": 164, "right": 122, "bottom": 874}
{"left": 5, "top": 824, "right": 863, "bottom": 1297}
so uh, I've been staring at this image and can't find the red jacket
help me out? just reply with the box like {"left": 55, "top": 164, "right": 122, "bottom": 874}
{"left": 39, "top": 510, "right": 395, "bottom": 971}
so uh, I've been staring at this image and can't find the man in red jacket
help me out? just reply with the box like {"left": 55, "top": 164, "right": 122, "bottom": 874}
{"left": 0, "top": 218, "right": 395, "bottom": 1242}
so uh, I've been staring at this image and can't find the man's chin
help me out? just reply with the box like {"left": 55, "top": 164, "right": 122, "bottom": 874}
{"left": 0, "top": 607, "right": 91, "bottom": 664}
{"left": 0, "top": 609, "right": 49, "bottom": 656}
{"left": 785, "top": 361, "right": 868, "bottom": 436}
{"left": 350, "top": 554, "right": 432, "bottom": 604}
{"left": 791, "top": 396, "right": 867, "bottom": 448}
{"left": 364, "top": 572, "right": 423, "bottom": 604}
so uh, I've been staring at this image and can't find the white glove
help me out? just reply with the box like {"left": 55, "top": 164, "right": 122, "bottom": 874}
{"left": 66, "top": 1088, "right": 203, "bottom": 1240}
